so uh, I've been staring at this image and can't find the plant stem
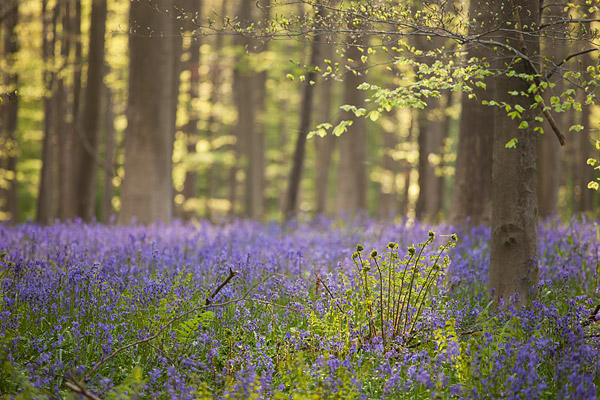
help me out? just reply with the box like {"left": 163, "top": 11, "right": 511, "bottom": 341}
{"left": 372, "top": 255, "right": 386, "bottom": 349}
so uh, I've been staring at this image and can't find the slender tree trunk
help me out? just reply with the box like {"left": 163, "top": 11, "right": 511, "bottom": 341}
{"left": 181, "top": 0, "right": 203, "bottom": 220}
{"left": 119, "top": 0, "right": 174, "bottom": 224}
{"left": 577, "top": 94, "right": 594, "bottom": 212}
{"left": 314, "top": 77, "right": 335, "bottom": 215}
{"left": 56, "top": 1, "right": 76, "bottom": 221}
{"left": 400, "top": 111, "right": 416, "bottom": 216}
{"left": 76, "top": 0, "right": 106, "bottom": 221}
{"left": 415, "top": 96, "right": 447, "bottom": 221}
{"left": 231, "top": 1, "right": 257, "bottom": 216}
{"left": 249, "top": 0, "right": 270, "bottom": 219}
{"left": 0, "top": 1, "right": 19, "bottom": 222}
{"left": 284, "top": 14, "right": 322, "bottom": 217}
{"left": 489, "top": 0, "right": 540, "bottom": 306}
{"left": 37, "top": 0, "right": 59, "bottom": 225}
{"left": 379, "top": 114, "right": 399, "bottom": 218}
{"left": 101, "top": 77, "right": 115, "bottom": 222}
{"left": 336, "top": 38, "right": 367, "bottom": 216}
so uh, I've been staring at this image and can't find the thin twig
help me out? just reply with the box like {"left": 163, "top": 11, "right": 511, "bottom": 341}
{"left": 316, "top": 275, "right": 344, "bottom": 313}
{"left": 206, "top": 266, "right": 238, "bottom": 305}
{"left": 64, "top": 374, "right": 102, "bottom": 400}
{"left": 80, "top": 272, "right": 281, "bottom": 382}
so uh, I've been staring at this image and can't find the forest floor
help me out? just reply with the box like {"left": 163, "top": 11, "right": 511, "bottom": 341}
{"left": 1, "top": 217, "right": 599, "bottom": 399}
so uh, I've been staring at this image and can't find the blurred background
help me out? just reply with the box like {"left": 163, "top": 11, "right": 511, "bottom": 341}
{"left": 0, "top": 0, "right": 598, "bottom": 225}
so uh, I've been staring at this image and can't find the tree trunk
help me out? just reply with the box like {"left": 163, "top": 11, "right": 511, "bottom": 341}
{"left": 119, "top": 0, "right": 174, "bottom": 224}
{"left": 336, "top": 39, "right": 367, "bottom": 216}
{"left": 538, "top": 12, "right": 566, "bottom": 218}
{"left": 56, "top": 2, "right": 77, "bottom": 221}
{"left": 576, "top": 36, "right": 596, "bottom": 213}
{"left": 249, "top": 0, "right": 270, "bottom": 220}
{"left": 232, "top": 0, "right": 256, "bottom": 217}
{"left": 0, "top": 1, "right": 19, "bottom": 222}
{"left": 448, "top": 0, "right": 496, "bottom": 227}
{"left": 489, "top": 0, "right": 540, "bottom": 306}
{"left": 378, "top": 114, "right": 399, "bottom": 218}
{"left": 284, "top": 13, "right": 322, "bottom": 217}
{"left": 415, "top": 96, "right": 447, "bottom": 221}
{"left": 37, "top": 0, "right": 59, "bottom": 225}
{"left": 314, "top": 75, "right": 335, "bottom": 216}
{"left": 181, "top": 0, "right": 203, "bottom": 220}
{"left": 101, "top": 78, "right": 115, "bottom": 222}
{"left": 76, "top": 0, "right": 106, "bottom": 221}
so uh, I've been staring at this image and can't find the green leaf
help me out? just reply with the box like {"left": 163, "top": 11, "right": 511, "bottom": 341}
{"left": 505, "top": 138, "right": 518, "bottom": 148}
{"left": 353, "top": 108, "right": 366, "bottom": 117}
{"left": 569, "top": 124, "right": 584, "bottom": 132}
{"left": 518, "top": 121, "right": 529, "bottom": 129}
{"left": 332, "top": 120, "right": 353, "bottom": 136}
{"left": 286, "top": 74, "right": 294, "bottom": 81}
{"left": 367, "top": 110, "right": 380, "bottom": 121}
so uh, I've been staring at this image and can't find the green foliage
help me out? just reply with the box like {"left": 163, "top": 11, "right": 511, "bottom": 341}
{"left": 313, "top": 232, "right": 457, "bottom": 353}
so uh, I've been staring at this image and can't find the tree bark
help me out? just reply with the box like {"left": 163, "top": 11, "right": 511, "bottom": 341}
{"left": 336, "top": 38, "right": 367, "bottom": 216}
{"left": 56, "top": 1, "right": 77, "bottom": 221}
{"left": 284, "top": 11, "right": 323, "bottom": 217}
{"left": 489, "top": 0, "right": 540, "bottom": 306}
{"left": 181, "top": 0, "right": 203, "bottom": 220}
{"left": 378, "top": 114, "right": 399, "bottom": 218}
{"left": 314, "top": 76, "right": 335, "bottom": 216}
{"left": 538, "top": 7, "right": 566, "bottom": 218}
{"left": 101, "top": 78, "right": 115, "bottom": 223}
{"left": 76, "top": 0, "right": 107, "bottom": 221}
{"left": 448, "top": 0, "right": 497, "bottom": 227}
{"left": 232, "top": 0, "right": 256, "bottom": 217}
{"left": 0, "top": 1, "right": 19, "bottom": 222}
{"left": 37, "top": 0, "right": 59, "bottom": 225}
{"left": 119, "top": 0, "right": 174, "bottom": 224}
{"left": 415, "top": 95, "right": 447, "bottom": 221}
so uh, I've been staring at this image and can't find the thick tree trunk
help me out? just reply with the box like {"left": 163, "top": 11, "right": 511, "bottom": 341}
{"left": 538, "top": 21, "right": 566, "bottom": 218}
{"left": 0, "top": 1, "right": 19, "bottom": 222}
{"left": 336, "top": 39, "right": 367, "bottom": 216}
{"left": 119, "top": 0, "right": 174, "bottom": 224}
{"left": 76, "top": 0, "right": 106, "bottom": 221}
{"left": 449, "top": 0, "right": 495, "bottom": 227}
{"left": 449, "top": 65, "right": 494, "bottom": 225}
{"left": 489, "top": 0, "right": 540, "bottom": 306}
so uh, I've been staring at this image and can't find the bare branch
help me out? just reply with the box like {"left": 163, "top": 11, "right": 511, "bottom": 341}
{"left": 546, "top": 47, "right": 600, "bottom": 81}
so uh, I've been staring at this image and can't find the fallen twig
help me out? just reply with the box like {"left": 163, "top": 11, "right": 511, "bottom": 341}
{"left": 64, "top": 374, "right": 101, "bottom": 400}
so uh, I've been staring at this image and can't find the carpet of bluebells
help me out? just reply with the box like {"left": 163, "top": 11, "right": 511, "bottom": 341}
{"left": 1, "top": 217, "right": 600, "bottom": 399}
